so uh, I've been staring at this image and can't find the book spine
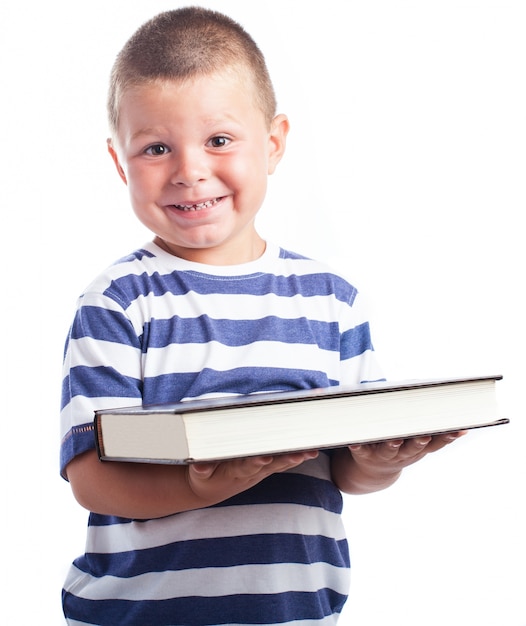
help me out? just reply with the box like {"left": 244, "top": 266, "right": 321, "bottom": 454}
{"left": 94, "top": 415, "right": 106, "bottom": 460}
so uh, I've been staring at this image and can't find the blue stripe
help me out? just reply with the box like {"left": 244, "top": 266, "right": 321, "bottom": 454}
{"left": 75, "top": 533, "right": 349, "bottom": 577}
{"left": 341, "top": 321, "right": 374, "bottom": 360}
{"left": 63, "top": 588, "right": 347, "bottom": 625}
{"left": 103, "top": 270, "right": 356, "bottom": 303}
{"left": 66, "top": 366, "right": 142, "bottom": 401}
{"left": 88, "top": 513, "right": 136, "bottom": 527}
{"left": 279, "top": 248, "right": 310, "bottom": 260}
{"left": 60, "top": 423, "right": 96, "bottom": 477}
{"left": 113, "top": 248, "right": 156, "bottom": 264}
{"left": 142, "top": 315, "right": 340, "bottom": 349}
{"left": 218, "top": 470, "right": 343, "bottom": 511}
{"left": 70, "top": 307, "right": 139, "bottom": 345}
{"left": 61, "top": 374, "right": 71, "bottom": 409}
{"left": 142, "top": 367, "right": 335, "bottom": 404}
{"left": 70, "top": 309, "right": 368, "bottom": 357}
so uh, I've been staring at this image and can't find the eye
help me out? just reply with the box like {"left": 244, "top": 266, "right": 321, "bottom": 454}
{"left": 144, "top": 144, "right": 170, "bottom": 156}
{"left": 208, "top": 136, "right": 230, "bottom": 149}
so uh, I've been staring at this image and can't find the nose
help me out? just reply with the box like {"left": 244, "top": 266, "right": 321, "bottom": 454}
{"left": 170, "top": 148, "right": 209, "bottom": 187}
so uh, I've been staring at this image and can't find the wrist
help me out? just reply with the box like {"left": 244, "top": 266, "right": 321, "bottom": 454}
{"left": 333, "top": 447, "right": 402, "bottom": 495}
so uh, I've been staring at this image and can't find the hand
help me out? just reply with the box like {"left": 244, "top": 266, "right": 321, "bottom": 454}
{"left": 332, "top": 431, "right": 467, "bottom": 494}
{"left": 187, "top": 450, "right": 319, "bottom": 504}
{"left": 350, "top": 430, "right": 467, "bottom": 477}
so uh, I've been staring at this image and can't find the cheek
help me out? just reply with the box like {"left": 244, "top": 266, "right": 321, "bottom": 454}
{"left": 224, "top": 150, "right": 267, "bottom": 188}
{"left": 126, "top": 166, "right": 159, "bottom": 199}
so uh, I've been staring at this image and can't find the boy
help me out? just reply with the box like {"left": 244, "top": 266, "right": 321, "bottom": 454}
{"left": 60, "top": 7, "right": 463, "bottom": 625}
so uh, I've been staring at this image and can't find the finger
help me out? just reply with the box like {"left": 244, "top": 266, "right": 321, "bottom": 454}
{"left": 281, "top": 450, "right": 319, "bottom": 464}
{"left": 407, "top": 435, "right": 433, "bottom": 451}
{"left": 189, "top": 461, "right": 220, "bottom": 479}
{"left": 423, "top": 430, "right": 468, "bottom": 453}
{"left": 257, "top": 451, "right": 316, "bottom": 475}
{"left": 280, "top": 449, "right": 319, "bottom": 466}
{"left": 225, "top": 456, "right": 274, "bottom": 478}
{"left": 386, "top": 436, "right": 431, "bottom": 460}
{"left": 442, "top": 430, "right": 468, "bottom": 441}
{"left": 350, "top": 440, "right": 404, "bottom": 462}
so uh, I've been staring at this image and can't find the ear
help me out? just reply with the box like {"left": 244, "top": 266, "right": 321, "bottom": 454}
{"left": 267, "top": 114, "right": 289, "bottom": 175}
{"left": 107, "top": 138, "right": 128, "bottom": 185}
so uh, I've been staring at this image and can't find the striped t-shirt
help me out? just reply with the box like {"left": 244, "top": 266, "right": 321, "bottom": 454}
{"left": 60, "top": 240, "right": 383, "bottom": 625}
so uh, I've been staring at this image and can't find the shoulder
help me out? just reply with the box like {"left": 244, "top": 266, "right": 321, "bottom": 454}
{"left": 74, "top": 242, "right": 167, "bottom": 309}
{"left": 273, "top": 244, "right": 360, "bottom": 304}
{"left": 276, "top": 245, "right": 353, "bottom": 279}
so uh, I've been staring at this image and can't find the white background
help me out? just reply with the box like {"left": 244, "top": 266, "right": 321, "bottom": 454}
{"left": 1, "top": 1, "right": 524, "bottom": 624}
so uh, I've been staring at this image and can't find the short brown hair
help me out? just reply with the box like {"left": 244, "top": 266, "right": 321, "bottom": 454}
{"left": 107, "top": 6, "right": 277, "bottom": 132}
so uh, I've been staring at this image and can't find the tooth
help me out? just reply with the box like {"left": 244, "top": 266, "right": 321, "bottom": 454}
{"left": 176, "top": 198, "right": 218, "bottom": 211}
{"left": 174, "top": 198, "right": 219, "bottom": 211}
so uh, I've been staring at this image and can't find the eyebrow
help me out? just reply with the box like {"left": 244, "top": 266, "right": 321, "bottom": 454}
{"left": 130, "top": 127, "right": 168, "bottom": 142}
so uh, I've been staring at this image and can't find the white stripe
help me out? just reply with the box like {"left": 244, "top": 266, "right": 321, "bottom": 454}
{"left": 66, "top": 336, "right": 141, "bottom": 376}
{"left": 81, "top": 253, "right": 154, "bottom": 288}
{"left": 339, "top": 348, "right": 384, "bottom": 383}
{"left": 81, "top": 241, "right": 355, "bottom": 293}
{"left": 287, "top": 451, "right": 331, "bottom": 479}
{"left": 60, "top": 395, "right": 143, "bottom": 439}
{"left": 138, "top": 240, "right": 340, "bottom": 279}
{"left": 85, "top": 503, "right": 346, "bottom": 554}
{"left": 121, "top": 290, "right": 349, "bottom": 324}
{"left": 65, "top": 560, "right": 350, "bottom": 601}
{"left": 143, "top": 340, "right": 338, "bottom": 377}
{"left": 76, "top": 291, "right": 124, "bottom": 314}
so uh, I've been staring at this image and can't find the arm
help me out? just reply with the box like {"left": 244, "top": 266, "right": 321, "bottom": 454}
{"left": 66, "top": 448, "right": 319, "bottom": 519}
{"left": 331, "top": 432, "right": 467, "bottom": 495}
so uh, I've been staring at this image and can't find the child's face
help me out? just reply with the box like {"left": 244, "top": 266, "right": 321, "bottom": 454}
{"left": 108, "top": 71, "right": 288, "bottom": 264}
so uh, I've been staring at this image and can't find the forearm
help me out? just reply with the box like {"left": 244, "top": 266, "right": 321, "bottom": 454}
{"left": 66, "top": 449, "right": 214, "bottom": 519}
{"left": 66, "top": 448, "right": 318, "bottom": 519}
{"left": 331, "top": 447, "right": 402, "bottom": 495}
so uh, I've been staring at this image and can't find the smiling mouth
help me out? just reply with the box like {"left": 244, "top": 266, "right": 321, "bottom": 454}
{"left": 173, "top": 197, "right": 222, "bottom": 211}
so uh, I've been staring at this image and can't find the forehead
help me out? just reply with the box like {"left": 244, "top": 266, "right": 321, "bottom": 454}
{"left": 120, "top": 65, "right": 257, "bottom": 110}
{"left": 115, "top": 71, "right": 266, "bottom": 136}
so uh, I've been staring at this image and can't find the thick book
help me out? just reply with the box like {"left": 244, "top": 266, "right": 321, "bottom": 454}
{"left": 94, "top": 375, "right": 506, "bottom": 464}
